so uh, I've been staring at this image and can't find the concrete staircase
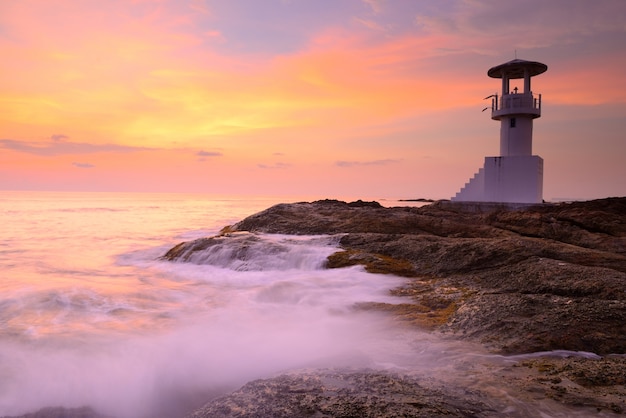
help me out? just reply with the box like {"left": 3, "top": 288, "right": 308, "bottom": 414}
{"left": 452, "top": 167, "right": 484, "bottom": 202}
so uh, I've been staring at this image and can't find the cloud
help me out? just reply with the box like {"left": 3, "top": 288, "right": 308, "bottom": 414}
{"left": 257, "top": 162, "right": 291, "bottom": 169}
{"left": 51, "top": 134, "right": 69, "bottom": 142}
{"left": 204, "top": 30, "right": 225, "bottom": 41}
{"left": 353, "top": 17, "right": 386, "bottom": 31}
{"left": 336, "top": 159, "right": 401, "bottom": 167}
{"left": 362, "top": 0, "right": 384, "bottom": 14}
{"left": 413, "top": 0, "right": 626, "bottom": 52}
{"left": 0, "top": 139, "right": 153, "bottom": 156}
{"left": 189, "top": 0, "right": 212, "bottom": 16}
{"left": 72, "top": 162, "right": 95, "bottom": 168}
{"left": 196, "top": 150, "right": 223, "bottom": 157}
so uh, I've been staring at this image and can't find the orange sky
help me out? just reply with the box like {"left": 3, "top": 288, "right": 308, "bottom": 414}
{"left": 1, "top": 0, "right": 625, "bottom": 200}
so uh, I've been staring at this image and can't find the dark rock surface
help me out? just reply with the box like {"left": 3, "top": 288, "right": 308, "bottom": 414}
{"left": 1, "top": 407, "right": 106, "bottom": 418}
{"left": 183, "top": 370, "right": 502, "bottom": 418}
{"left": 186, "top": 358, "right": 626, "bottom": 418}
{"left": 165, "top": 197, "right": 626, "bottom": 417}
{"left": 186, "top": 369, "right": 499, "bottom": 418}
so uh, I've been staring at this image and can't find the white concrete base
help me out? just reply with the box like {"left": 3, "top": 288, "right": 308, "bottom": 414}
{"left": 452, "top": 155, "right": 543, "bottom": 203}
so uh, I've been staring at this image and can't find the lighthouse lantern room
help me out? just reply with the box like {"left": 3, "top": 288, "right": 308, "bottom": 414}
{"left": 452, "top": 59, "right": 548, "bottom": 204}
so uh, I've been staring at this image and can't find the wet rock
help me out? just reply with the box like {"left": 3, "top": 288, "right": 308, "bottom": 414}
{"left": 162, "top": 233, "right": 286, "bottom": 264}
{"left": 513, "top": 356, "right": 626, "bottom": 414}
{"left": 186, "top": 370, "right": 498, "bottom": 418}
{"left": 2, "top": 407, "right": 107, "bottom": 418}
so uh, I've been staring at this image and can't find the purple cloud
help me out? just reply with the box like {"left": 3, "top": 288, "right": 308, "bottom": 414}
{"left": 336, "top": 159, "right": 401, "bottom": 167}
{"left": 72, "top": 162, "right": 95, "bottom": 168}
{"left": 196, "top": 150, "right": 223, "bottom": 157}
{"left": 258, "top": 162, "right": 291, "bottom": 169}
{"left": 0, "top": 138, "right": 153, "bottom": 156}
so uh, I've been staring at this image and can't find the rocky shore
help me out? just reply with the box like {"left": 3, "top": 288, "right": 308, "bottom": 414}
{"left": 9, "top": 198, "right": 625, "bottom": 417}
{"left": 166, "top": 197, "right": 626, "bottom": 356}
{"left": 165, "top": 197, "right": 626, "bottom": 417}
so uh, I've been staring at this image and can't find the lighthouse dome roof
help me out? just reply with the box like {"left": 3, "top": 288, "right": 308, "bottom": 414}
{"left": 488, "top": 59, "right": 548, "bottom": 79}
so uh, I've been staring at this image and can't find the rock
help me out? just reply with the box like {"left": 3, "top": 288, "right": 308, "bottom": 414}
{"left": 1, "top": 407, "right": 107, "bottom": 418}
{"left": 186, "top": 369, "right": 499, "bottom": 418}
{"left": 229, "top": 199, "right": 509, "bottom": 237}
{"left": 512, "top": 356, "right": 626, "bottom": 414}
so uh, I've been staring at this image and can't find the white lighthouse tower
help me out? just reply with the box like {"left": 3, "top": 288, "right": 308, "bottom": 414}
{"left": 452, "top": 59, "right": 548, "bottom": 204}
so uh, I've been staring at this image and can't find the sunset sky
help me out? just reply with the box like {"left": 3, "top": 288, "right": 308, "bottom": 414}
{"left": 1, "top": 0, "right": 624, "bottom": 200}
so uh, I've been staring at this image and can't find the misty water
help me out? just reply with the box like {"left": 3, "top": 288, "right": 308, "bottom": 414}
{"left": 0, "top": 192, "right": 611, "bottom": 417}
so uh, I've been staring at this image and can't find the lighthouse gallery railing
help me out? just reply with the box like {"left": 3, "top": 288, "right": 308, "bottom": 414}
{"left": 491, "top": 92, "right": 542, "bottom": 119}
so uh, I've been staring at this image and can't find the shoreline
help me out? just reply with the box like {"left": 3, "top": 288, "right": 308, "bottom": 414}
{"left": 169, "top": 197, "right": 626, "bottom": 416}
{"left": 9, "top": 197, "right": 626, "bottom": 418}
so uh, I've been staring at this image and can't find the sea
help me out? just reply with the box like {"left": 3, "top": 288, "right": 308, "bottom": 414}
{"left": 0, "top": 191, "right": 611, "bottom": 418}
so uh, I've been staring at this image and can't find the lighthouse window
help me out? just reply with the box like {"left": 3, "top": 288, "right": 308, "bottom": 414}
{"left": 510, "top": 118, "right": 517, "bottom": 128}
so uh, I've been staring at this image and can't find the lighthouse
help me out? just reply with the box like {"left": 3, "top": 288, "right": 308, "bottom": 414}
{"left": 452, "top": 59, "right": 548, "bottom": 204}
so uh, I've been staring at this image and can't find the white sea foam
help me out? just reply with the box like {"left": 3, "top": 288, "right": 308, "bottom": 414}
{"left": 0, "top": 258, "right": 411, "bottom": 417}
{"left": 177, "top": 233, "right": 341, "bottom": 271}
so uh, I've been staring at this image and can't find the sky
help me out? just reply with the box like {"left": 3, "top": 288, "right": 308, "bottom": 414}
{"left": 1, "top": 0, "right": 625, "bottom": 200}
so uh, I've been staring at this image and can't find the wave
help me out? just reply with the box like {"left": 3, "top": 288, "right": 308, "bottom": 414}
{"left": 164, "top": 232, "right": 341, "bottom": 271}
